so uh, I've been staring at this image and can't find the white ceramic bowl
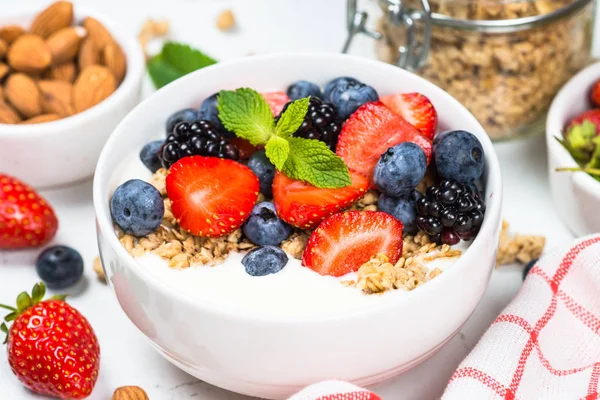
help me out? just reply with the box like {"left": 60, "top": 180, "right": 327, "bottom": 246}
{"left": 547, "top": 62, "right": 600, "bottom": 237}
{"left": 93, "top": 54, "right": 503, "bottom": 399}
{"left": 0, "top": 7, "right": 145, "bottom": 189}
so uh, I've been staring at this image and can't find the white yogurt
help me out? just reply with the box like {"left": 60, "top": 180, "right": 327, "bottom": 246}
{"left": 114, "top": 151, "right": 467, "bottom": 318}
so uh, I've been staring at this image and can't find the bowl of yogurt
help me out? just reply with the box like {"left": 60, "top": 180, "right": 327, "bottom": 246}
{"left": 93, "top": 53, "right": 502, "bottom": 399}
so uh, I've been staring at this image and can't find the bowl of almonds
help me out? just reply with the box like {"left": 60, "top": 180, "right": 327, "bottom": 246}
{"left": 0, "top": 1, "right": 144, "bottom": 188}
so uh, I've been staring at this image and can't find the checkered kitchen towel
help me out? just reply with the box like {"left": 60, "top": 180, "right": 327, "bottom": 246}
{"left": 290, "top": 235, "right": 600, "bottom": 400}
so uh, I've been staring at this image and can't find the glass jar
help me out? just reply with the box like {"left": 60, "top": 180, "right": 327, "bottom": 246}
{"left": 344, "top": 0, "right": 595, "bottom": 140}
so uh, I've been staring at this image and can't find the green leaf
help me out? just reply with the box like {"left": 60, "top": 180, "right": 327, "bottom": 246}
{"left": 282, "top": 138, "right": 352, "bottom": 189}
{"left": 275, "top": 97, "right": 310, "bottom": 137}
{"left": 15, "top": 292, "right": 31, "bottom": 313}
{"left": 4, "top": 312, "right": 16, "bottom": 322}
{"left": 265, "top": 136, "right": 290, "bottom": 170}
{"left": 217, "top": 88, "right": 275, "bottom": 146}
{"left": 49, "top": 295, "right": 68, "bottom": 302}
{"left": 31, "top": 282, "right": 45, "bottom": 304}
{"left": 147, "top": 42, "right": 217, "bottom": 89}
{"left": 1, "top": 323, "right": 7, "bottom": 344}
{"left": 0, "top": 304, "right": 16, "bottom": 312}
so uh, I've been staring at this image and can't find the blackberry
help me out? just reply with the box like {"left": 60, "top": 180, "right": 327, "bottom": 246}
{"left": 278, "top": 97, "right": 342, "bottom": 151}
{"left": 415, "top": 179, "right": 485, "bottom": 245}
{"left": 160, "top": 120, "right": 239, "bottom": 168}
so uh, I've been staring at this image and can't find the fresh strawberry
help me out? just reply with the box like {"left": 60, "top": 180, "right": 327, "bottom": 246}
{"left": 262, "top": 91, "right": 290, "bottom": 115}
{"left": 591, "top": 79, "right": 600, "bottom": 108}
{"left": 380, "top": 92, "right": 438, "bottom": 139}
{"left": 1, "top": 283, "right": 100, "bottom": 399}
{"left": 0, "top": 174, "right": 58, "bottom": 249}
{"left": 272, "top": 170, "right": 368, "bottom": 229}
{"left": 566, "top": 109, "right": 600, "bottom": 135}
{"left": 302, "top": 211, "right": 404, "bottom": 277}
{"left": 229, "top": 137, "right": 259, "bottom": 160}
{"left": 336, "top": 101, "right": 433, "bottom": 185}
{"left": 166, "top": 156, "right": 259, "bottom": 237}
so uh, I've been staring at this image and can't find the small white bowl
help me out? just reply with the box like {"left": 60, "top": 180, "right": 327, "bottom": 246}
{"left": 547, "top": 62, "right": 600, "bottom": 237}
{"left": 0, "top": 7, "right": 145, "bottom": 189}
{"left": 93, "top": 54, "right": 503, "bottom": 399}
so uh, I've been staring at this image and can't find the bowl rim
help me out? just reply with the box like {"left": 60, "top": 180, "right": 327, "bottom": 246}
{"left": 0, "top": 6, "right": 145, "bottom": 137}
{"left": 93, "top": 52, "right": 503, "bottom": 324}
{"left": 546, "top": 61, "right": 600, "bottom": 192}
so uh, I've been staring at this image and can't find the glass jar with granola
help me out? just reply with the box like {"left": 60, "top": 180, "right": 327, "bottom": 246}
{"left": 344, "top": 0, "right": 594, "bottom": 140}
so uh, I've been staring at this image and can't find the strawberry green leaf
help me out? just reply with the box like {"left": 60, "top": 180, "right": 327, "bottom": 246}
{"left": 275, "top": 97, "right": 309, "bottom": 137}
{"left": 16, "top": 292, "right": 32, "bottom": 313}
{"left": 0, "top": 304, "right": 16, "bottom": 312}
{"left": 4, "top": 312, "right": 16, "bottom": 322}
{"left": 148, "top": 42, "right": 217, "bottom": 89}
{"left": 1, "top": 322, "right": 7, "bottom": 344}
{"left": 265, "top": 136, "right": 290, "bottom": 170}
{"left": 31, "top": 282, "right": 45, "bottom": 304}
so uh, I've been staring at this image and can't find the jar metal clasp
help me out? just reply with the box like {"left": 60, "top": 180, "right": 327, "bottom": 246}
{"left": 343, "top": 0, "right": 432, "bottom": 72}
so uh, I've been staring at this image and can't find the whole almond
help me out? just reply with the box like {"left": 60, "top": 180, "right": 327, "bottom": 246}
{"left": 8, "top": 34, "right": 52, "bottom": 72}
{"left": 0, "top": 25, "right": 25, "bottom": 44}
{"left": 38, "top": 79, "right": 74, "bottom": 117}
{"left": 30, "top": 1, "right": 74, "bottom": 38}
{"left": 47, "top": 26, "right": 86, "bottom": 65}
{"left": 83, "top": 17, "right": 114, "bottom": 50}
{"left": 73, "top": 65, "right": 115, "bottom": 112}
{"left": 0, "top": 101, "right": 22, "bottom": 124}
{"left": 78, "top": 38, "right": 99, "bottom": 69}
{"left": 112, "top": 386, "right": 149, "bottom": 400}
{"left": 48, "top": 61, "right": 76, "bottom": 82}
{"left": 0, "top": 63, "right": 9, "bottom": 81}
{"left": 0, "top": 39, "right": 7, "bottom": 59}
{"left": 102, "top": 42, "right": 126, "bottom": 83}
{"left": 5, "top": 73, "right": 43, "bottom": 118}
{"left": 20, "top": 113, "right": 61, "bottom": 124}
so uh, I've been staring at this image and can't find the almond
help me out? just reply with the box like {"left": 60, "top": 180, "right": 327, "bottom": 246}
{"left": 38, "top": 79, "right": 74, "bottom": 117}
{"left": 83, "top": 17, "right": 114, "bottom": 50}
{"left": 0, "top": 25, "right": 25, "bottom": 44}
{"left": 47, "top": 26, "right": 86, "bottom": 65}
{"left": 73, "top": 65, "right": 115, "bottom": 112}
{"left": 0, "top": 86, "right": 4, "bottom": 101}
{"left": 216, "top": 10, "right": 236, "bottom": 32}
{"left": 7, "top": 34, "right": 52, "bottom": 72}
{"left": 30, "top": 1, "right": 74, "bottom": 38}
{"left": 5, "top": 73, "right": 43, "bottom": 118}
{"left": 0, "top": 63, "right": 9, "bottom": 81}
{"left": 48, "top": 61, "right": 76, "bottom": 82}
{"left": 102, "top": 42, "right": 126, "bottom": 83}
{"left": 0, "top": 100, "right": 22, "bottom": 124}
{"left": 0, "top": 38, "right": 7, "bottom": 59}
{"left": 19, "top": 113, "right": 61, "bottom": 124}
{"left": 111, "top": 386, "right": 149, "bottom": 400}
{"left": 78, "top": 38, "right": 99, "bottom": 69}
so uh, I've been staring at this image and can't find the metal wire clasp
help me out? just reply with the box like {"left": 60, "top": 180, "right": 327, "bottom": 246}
{"left": 343, "top": 0, "right": 432, "bottom": 72}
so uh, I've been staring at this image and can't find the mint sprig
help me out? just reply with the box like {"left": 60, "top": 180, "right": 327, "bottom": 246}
{"left": 217, "top": 88, "right": 351, "bottom": 189}
{"left": 148, "top": 42, "right": 217, "bottom": 89}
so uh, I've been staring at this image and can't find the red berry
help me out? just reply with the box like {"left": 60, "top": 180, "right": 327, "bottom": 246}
{"left": 566, "top": 109, "right": 600, "bottom": 136}
{"left": 272, "top": 170, "right": 369, "bottom": 230}
{"left": 591, "top": 79, "right": 600, "bottom": 108}
{"left": 0, "top": 174, "right": 58, "bottom": 249}
{"left": 380, "top": 92, "right": 438, "bottom": 139}
{"left": 336, "top": 101, "right": 432, "bottom": 186}
{"left": 228, "top": 137, "right": 259, "bottom": 160}
{"left": 302, "top": 211, "right": 404, "bottom": 277}
{"left": 2, "top": 283, "right": 99, "bottom": 399}
{"left": 166, "top": 156, "right": 259, "bottom": 237}
{"left": 261, "top": 91, "right": 290, "bottom": 116}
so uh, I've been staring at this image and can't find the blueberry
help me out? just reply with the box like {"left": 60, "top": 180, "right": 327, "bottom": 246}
{"left": 198, "top": 93, "right": 232, "bottom": 136}
{"left": 243, "top": 202, "right": 293, "bottom": 246}
{"left": 110, "top": 179, "right": 164, "bottom": 237}
{"left": 242, "top": 246, "right": 288, "bottom": 276}
{"left": 373, "top": 142, "right": 427, "bottom": 197}
{"left": 324, "top": 77, "right": 378, "bottom": 119}
{"left": 286, "top": 80, "right": 323, "bottom": 101}
{"left": 36, "top": 246, "right": 84, "bottom": 289}
{"left": 377, "top": 190, "right": 422, "bottom": 234}
{"left": 247, "top": 150, "right": 275, "bottom": 197}
{"left": 434, "top": 130, "right": 485, "bottom": 184}
{"left": 166, "top": 108, "right": 198, "bottom": 134}
{"left": 523, "top": 258, "right": 539, "bottom": 281}
{"left": 139, "top": 140, "right": 164, "bottom": 173}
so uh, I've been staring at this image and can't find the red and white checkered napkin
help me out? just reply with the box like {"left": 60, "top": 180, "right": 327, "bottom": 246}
{"left": 290, "top": 235, "right": 600, "bottom": 400}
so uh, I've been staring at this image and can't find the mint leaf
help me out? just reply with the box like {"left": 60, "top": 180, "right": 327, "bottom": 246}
{"left": 282, "top": 138, "right": 351, "bottom": 189}
{"left": 148, "top": 41, "right": 217, "bottom": 89}
{"left": 265, "top": 136, "right": 290, "bottom": 170}
{"left": 275, "top": 97, "right": 310, "bottom": 137}
{"left": 217, "top": 88, "right": 274, "bottom": 146}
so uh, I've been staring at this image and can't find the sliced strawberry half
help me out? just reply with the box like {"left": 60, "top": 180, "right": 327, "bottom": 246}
{"left": 262, "top": 91, "right": 290, "bottom": 116}
{"left": 166, "top": 156, "right": 259, "bottom": 237}
{"left": 302, "top": 210, "right": 404, "bottom": 277}
{"left": 272, "top": 170, "right": 368, "bottom": 230}
{"left": 591, "top": 79, "right": 600, "bottom": 108}
{"left": 380, "top": 92, "right": 438, "bottom": 139}
{"left": 336, "top": 101, "right": 433, "bottom": 186}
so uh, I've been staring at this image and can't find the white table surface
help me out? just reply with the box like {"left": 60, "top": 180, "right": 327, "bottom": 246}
{"left": 0, "top": 0, "right": 596, "bottom": 398}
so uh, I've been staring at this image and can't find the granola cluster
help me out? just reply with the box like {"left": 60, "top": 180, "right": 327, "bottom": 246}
{"left": 376, "top": 0, "right": 593, "bottom": 139}
{"left": 496, "top": 220, "right": 545, "bottom": 265}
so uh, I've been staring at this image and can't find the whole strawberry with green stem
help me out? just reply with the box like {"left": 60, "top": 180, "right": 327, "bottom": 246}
{"left": 1, "top": 283, "right": 100, "bottom": 399}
